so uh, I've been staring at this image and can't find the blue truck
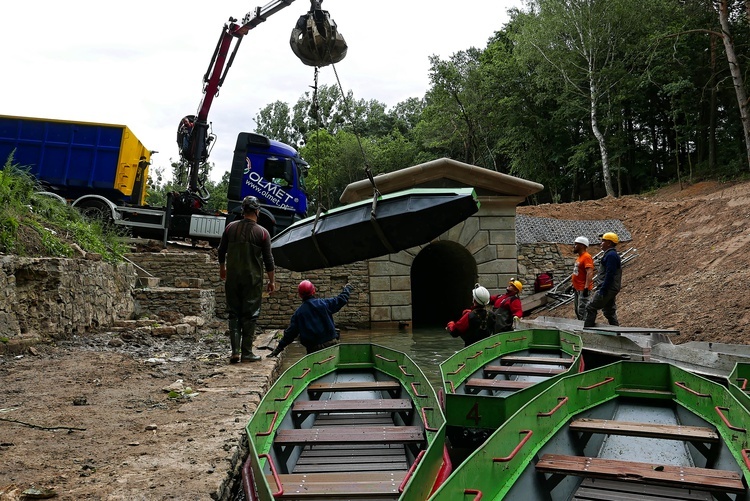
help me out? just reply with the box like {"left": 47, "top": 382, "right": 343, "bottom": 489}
{"left": 0, "top": 114, "right": 309, "bottom": 244}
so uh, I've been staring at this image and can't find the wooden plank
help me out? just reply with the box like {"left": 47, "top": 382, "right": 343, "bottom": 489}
{"left": 570, "top": 419, "right": 719, "bottom": 443}
{"left": 307, "top": 381, "right": 401, "bottom": 393}
{"left": 484, "top": 365, "right": 566, "bottom": 377}
{"left": 294, "top": 461, "right": 408, "bottom": 473}
{"left": 312, "top": 415, "right": 394, "bottom": 427}
{"left": 267, "top": 471, "right": 405, "bottom": 499}
{"left": 574, "top": 478, "right": 712, "bottom": 501}
{"left": 293, "top": 398, "right": 412, "bottom": 416}
{"left": 501, "top": 355, "right": 573, "bottom": 366}
{"left": 465, "top": 378, "right": 535, "bottom": 391}
{"left": 275, "top": 426, "right": 425, "bottom": 446}
{"left": 536, "top": 454, "right": 744, "bottom": 493}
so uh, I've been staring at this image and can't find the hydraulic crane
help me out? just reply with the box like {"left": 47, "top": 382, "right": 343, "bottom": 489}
{"left": 176, "top": 0, "right": 346, "bottom": 208}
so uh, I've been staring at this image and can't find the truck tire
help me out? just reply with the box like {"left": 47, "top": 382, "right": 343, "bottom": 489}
{"left": 76, "top": 199, "right": 113, "bottom": 225}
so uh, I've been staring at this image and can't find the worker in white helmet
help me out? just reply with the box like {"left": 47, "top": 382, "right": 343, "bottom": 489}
{"left": 572, "top": 236, "right": 595, "bottom": 321}
{"left": 446, "top": 284, "right": 496, "bottom": 347}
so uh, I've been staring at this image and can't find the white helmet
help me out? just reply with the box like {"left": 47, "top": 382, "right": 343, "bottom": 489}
{"left": 574, "top": 236, "right": 589, "bottom": 247}
{"left": 472, "top": 284, "right": 490, "bottom": 306}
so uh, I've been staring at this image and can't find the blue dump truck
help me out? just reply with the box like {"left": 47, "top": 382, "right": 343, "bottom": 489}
{"left": 0, "top": 114, "right": 309, "bottom": 244}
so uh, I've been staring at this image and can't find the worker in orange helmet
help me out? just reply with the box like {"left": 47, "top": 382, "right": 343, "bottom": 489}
{"left": 490, "top": 279, "right": 524, "bottom": 332}
{"left": 584, "top": 232, "right": 622, "bottom": 328}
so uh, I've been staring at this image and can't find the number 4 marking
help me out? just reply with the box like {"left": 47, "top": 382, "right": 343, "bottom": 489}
{"left": 466, "top": 402, "right": 481, "bottom": 426}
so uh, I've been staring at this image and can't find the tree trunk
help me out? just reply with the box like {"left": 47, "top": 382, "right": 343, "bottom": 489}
{"left": 709, "top": 33, "right": 718, "bottom": 172}
{"left": 589, "top": 80, "right": 615, "bottom": 197}
{"left": 718, "top": 0, "right": 750, "bottom": 171}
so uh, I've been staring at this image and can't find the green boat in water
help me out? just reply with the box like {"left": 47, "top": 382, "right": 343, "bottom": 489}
{"left": 439, "top": 329, "right": 583, "bottom": 450}
{"left": 242, "top": 343, "right": 450, "bottom": 501}
{"left": 430, "top": 361, "right": 750, "bottom": 501}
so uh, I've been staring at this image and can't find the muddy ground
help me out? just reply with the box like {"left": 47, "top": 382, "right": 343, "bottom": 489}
{"left": 2, "top": 179, "right": 750, "bottom": 500}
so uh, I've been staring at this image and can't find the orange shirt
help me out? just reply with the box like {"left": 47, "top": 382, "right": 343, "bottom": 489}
{"left": 572, "top": 252, "right": 594, "bottom": 291}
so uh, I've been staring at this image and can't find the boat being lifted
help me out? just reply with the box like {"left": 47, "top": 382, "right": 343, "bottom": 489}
{"left": 271, "top": 187, "right": 480, "bottom": 272}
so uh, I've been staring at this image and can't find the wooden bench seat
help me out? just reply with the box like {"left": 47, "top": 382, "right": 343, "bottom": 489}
{"left": 307, "top": 381, "right": 401, "bottom": 399}
{"left": 292, "top": 398, "right": 412, "bottom": 417}
{"left": 535, "top": 454, "right": 744, "bottom": 494}
{"left": 501, "top": 355, "right": 573, "bottom": 366}
{"left": 484, "top": 365, "right": 566, "bottom": 377}
{"left": 275, "top": 426, "right": 424, "bottom": 446}
{"left": 266, "top": 471, "right": 406, "bottom": 499}
{"left": 574, "top": 477, "right": 712, "bottom": 501}
{"left": 569, "top": 418, "right": 720, "bottom": 443}
{"left": 465, "top": 378, "right": 535, "bottom": 391}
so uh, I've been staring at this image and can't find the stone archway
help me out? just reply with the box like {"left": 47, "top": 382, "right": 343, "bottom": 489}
{"left": 411, "top": 241, "right": 477, "bottom": 328}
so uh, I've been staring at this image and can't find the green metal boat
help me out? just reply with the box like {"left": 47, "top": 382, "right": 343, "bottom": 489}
{"left": 439, "top": 329, "right": 583, "bottom": 450}
{"left": 242, "top": 343, "right": 450, "bottom": 501}
{"left": 430, "top": 361, "right": 750, "bottom": 501}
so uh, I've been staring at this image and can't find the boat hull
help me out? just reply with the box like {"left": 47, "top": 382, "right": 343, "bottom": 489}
{"left": 439, "top": 329, "right": 583, "bottom": 449}
{"left": 431, "top": 361, "right": 750, "bottom": 501}
{"left": 243, "top": 343, "right": 448, "bottom": 501}
{"left": 271, "top": 188, "right": 480, "bottom": 272}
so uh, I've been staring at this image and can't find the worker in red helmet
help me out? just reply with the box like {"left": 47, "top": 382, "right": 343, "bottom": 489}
{"left": 269, "top": 281, "right": 353, "bottom": 357}
{"left": 218, "top": 195, "right": 275, "bottom": 364}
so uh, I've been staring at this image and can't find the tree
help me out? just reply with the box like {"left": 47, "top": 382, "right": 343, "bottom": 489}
{"left": 254, "top": 100, "right": 301, "bottom": 146}
{"left": 517, "top": 0, "right": 667, "bottom": 197}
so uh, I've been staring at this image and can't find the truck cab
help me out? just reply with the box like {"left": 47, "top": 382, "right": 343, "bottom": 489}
{"left": 226, "top": 132, "right": 308, "bottom": 235}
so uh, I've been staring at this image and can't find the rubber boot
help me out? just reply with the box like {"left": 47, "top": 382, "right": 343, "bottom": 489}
{"left": 240, "top": 319, "right": 261, "bottom": 362}
{"left": 228, "top": 318, "right": 242, "bottom": 363}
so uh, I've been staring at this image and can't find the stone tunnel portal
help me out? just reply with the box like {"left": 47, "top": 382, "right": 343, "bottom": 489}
{"left": 411, "top": 241, "right": 477, "bottom": 329}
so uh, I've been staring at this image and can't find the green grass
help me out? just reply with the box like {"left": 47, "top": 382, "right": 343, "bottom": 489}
{"left": 0, "top": 157, "right": 127, "bottom": 262}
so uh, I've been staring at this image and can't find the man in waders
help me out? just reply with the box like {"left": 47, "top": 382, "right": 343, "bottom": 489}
{"left": 218, "top": 196, "right": 275, "bottom": 363}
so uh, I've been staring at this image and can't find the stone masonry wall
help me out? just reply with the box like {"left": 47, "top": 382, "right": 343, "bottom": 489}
{"left": 125, "top": 252, "right": 371, "bottom": 330}
{"left": 517, "top": 243, "right": 574, "bottom": 293}
{"left": 0, "top": 256, "right": 137, "bottom": 352}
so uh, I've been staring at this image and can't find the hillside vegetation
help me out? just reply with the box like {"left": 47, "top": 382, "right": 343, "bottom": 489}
{"left": 0, "top": 161, "right": 126, "bottom": 262}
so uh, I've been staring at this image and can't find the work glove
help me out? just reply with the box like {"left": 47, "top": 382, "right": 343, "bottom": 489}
{"left": 267, "top": 348, "right": 281, "bottom": 358}
{"left": 446, "top": 321, "right": 455, "bottom": 331}
{"left": 582, "top": 289, "right": 589, "bottom": 298}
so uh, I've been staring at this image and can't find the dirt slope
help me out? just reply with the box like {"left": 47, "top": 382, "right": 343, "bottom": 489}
{"left": 520, "top": 180, "right": 750, "bottom": 344}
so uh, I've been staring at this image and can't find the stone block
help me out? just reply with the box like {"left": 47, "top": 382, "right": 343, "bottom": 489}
{"left": 496, "top": 244, "right": 517, "bottom": 259}
{"left": 489, "top": 230, "right": 517, "bottom": 245}
{"left": 458, "top": 217, "right": 480, "bottom": 247}
{"left": 370, "top": 307, "right": 392, "bottom": 322}
{"left": 466, "top": 231, "right": 489, "bottom": 255}
{"left": 175, "top": 277, "right": 204, "bottom": 288}
{"left": 389, "top": 251, "right": 415, "bottom": 266}
{"left": 390, "top": 276, "right": 411, "bottom": 291}
{"left": 477, "top": 259, "right": 518, "bottom": 275}
{"left": 473, "top": 245, "right": 498, "bottom": 265}
{"left": 391, "top": 306, "right": 412, "bottom": 321}
{"left": 480, "top": 216, "right": 516, "bottom": 231}
{"left": 370, "top": 276, "right": 391, "bottom": 291}
{"left": 369, "top": 261, "right": 411, "bottom": 276}
{"left": 371, "top": 291, "right": 411, "bottom": 306}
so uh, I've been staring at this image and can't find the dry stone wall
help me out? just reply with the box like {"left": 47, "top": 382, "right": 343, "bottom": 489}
{"left": 125, "top": 251, "right": 370, "bottom": 330}
{"left": 0, "top": 256, "right": 136, "bottom": 352}
{"left": 517, "top": 243, "right": 573, "bottom": 294}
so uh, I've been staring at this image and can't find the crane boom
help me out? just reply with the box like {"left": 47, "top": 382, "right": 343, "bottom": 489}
{"left": 180, "top": 0, "right": 298, "bottom": 196}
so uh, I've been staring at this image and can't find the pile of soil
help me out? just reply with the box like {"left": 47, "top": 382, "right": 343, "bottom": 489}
{"left": 521, "top": 180, "right": 750, "bottom": 344}
{"left": 1, "top": 179, "right": 749, "bottom": 500}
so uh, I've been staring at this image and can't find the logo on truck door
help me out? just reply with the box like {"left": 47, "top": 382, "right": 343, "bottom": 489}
{"left": 244, "top": 171, "right": 297, "bottom": 209}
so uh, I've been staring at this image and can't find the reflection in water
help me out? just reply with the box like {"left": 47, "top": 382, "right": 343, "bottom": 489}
{"left": 278, "top": 327, "right": 463, "bottom": 389}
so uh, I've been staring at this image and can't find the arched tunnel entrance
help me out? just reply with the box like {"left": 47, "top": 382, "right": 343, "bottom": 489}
{"left": 411, "top": 241, "right": 477, "bottom": 328}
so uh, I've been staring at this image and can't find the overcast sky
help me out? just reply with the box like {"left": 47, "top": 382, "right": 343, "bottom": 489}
{"left": 1, "top": 1, "right": 520, "bottom": 182}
